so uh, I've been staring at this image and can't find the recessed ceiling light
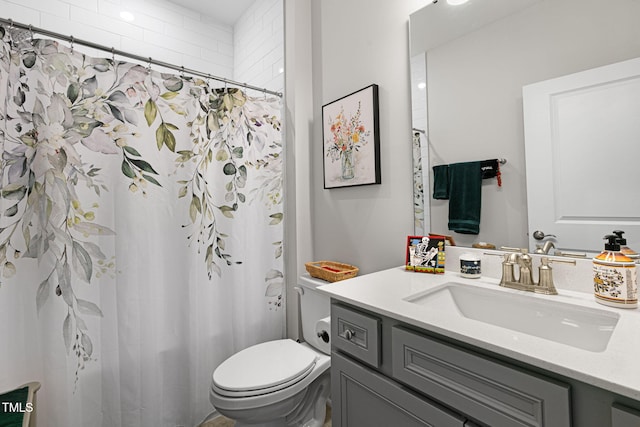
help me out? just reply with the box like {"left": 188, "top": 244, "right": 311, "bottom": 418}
{"left": 447, "top": 0, "right": 469, "bottom": 5}
{"left": 120, "top": 11, "right": 135, "bottom": 22}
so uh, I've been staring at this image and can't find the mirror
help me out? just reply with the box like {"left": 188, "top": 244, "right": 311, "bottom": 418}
{"left": 410, "top": 0, "right": 640, "bottom": 253}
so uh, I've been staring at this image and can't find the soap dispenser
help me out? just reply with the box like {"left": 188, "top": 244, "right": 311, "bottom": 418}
{"left": 593, "top": 235, "right": 637, "bottom": 308}
{"left": 612, "top": 230, "right": 639, "bottom": 262}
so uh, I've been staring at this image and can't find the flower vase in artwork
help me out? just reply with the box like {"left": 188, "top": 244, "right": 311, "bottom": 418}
{"left": 341, "top": 149, "right": 355, "bottom": 180}
{"left": 325, "top": 102, "right": 370, "bottom": 184}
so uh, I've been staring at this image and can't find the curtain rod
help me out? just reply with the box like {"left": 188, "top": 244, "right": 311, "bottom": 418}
{"left": 0, "top": 17, "right": 283, "bottom": 98}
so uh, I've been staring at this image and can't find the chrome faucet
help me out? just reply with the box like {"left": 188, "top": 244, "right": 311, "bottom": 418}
{"left": 498, "top": 249, "right": 575, "bottom": 295}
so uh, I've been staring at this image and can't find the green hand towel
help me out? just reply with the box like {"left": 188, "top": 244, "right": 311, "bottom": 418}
{"left": 432, "top": 165, "right": 449, "bottom": 199}
{"left": 447, "top": 161, "right": 482, "bottom": 234}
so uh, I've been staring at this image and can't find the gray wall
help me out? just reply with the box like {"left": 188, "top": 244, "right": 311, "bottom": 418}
{"left": 308, "top": 0, "right": 417, "bottom": 275}
{"left": 285, "top": 0, "right": 640, "bottom": 286}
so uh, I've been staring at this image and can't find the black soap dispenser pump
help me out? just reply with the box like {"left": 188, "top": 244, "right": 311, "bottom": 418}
{"left": 593, "top": 235, "right": 637, "bottom": 308}
{"left": 613, "top": 230, "right": 639, "bottom": 262}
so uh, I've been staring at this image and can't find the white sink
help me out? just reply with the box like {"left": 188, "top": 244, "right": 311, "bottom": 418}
{"left": 404, "top": 282, "right": 619, "bottom": 352}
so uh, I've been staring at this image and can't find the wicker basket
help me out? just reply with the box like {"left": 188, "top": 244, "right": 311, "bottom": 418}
{"left": 305, "top": 261, "right": 359, "bottom": 283}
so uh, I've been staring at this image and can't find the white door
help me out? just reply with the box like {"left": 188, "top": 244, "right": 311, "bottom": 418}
{"left": 523, "top": 57, "right": 640, "bottom": 254}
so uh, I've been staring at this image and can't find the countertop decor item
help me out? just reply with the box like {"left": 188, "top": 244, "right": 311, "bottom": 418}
{"left": 472, "top": 242, "right": 496, "bottom": 249}
{"left": 459, "top": 252, "right": 481, "bottom": 278}
{"left": 305, "top": 261, "right": 359, "bottom": 282}
{"left": 406, "top": 235, "right": 446, "bottom": 274}
{"left": 322, "top": 84, "right": 381, "bottom": 188}
{"left": 593, "top": 235, "right": 637, "bottom": 308}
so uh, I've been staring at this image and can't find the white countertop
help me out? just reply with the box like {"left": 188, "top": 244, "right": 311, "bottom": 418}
{"left": 316, "top": 266, "right": 640, "bottom": 401}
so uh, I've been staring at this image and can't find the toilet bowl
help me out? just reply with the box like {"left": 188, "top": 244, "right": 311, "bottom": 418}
{"left": 209, "top": 275, "right": 331, "bottom": 427}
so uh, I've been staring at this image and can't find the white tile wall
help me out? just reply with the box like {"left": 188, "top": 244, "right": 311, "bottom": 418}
{"left": 0, "top": 0, "right": 236, "bottom": 80}
{"left": 233, "top": 0, "right": 284, "bottom": 95}
{"left": 1, "top": 0, "right": 283, "bottom": 94}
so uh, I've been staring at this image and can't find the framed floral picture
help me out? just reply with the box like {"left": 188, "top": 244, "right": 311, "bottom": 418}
{"left": 322, "top": 84, "right": 381, "bottom": 188}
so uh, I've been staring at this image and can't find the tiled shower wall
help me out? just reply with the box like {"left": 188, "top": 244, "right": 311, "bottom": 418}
{"left": 234, "top": 0, "right": 284, "bottom": 95}
{"left": 0, "top": 0, "right": 284, "bottom": 94}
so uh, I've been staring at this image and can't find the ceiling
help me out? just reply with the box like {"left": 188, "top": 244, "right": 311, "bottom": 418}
{"left": 167, "top": 0, "right": 257, "bottom": 26}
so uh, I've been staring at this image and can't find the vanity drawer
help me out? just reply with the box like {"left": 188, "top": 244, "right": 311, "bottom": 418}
{"left": 331, "top": 303, "right": 381, "bottom": 368}
{"left": 392, "top": 326, "right": 571, "bottom": 427}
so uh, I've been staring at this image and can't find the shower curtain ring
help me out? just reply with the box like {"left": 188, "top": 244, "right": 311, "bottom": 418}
{"left": 147, "top": 57, "right": 152, "bottom": 71}
{"left": 7, "top": 19, "right": 14, "bottom": 45}
{"left": 70, "top": 35, "right": 74, "bottom": 53}
{"left": 29, "top": 25, "right": 34, "bottom": 44}
{"left": 111, "top": 47, "right": 115, "bottom": 62}
{"left": 180, "top": 66, "right": 185, "bottom": 78}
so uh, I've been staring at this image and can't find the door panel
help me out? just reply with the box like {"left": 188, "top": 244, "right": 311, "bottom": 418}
{"left": 523, "top": 57, "right": 640, "bottom": 253}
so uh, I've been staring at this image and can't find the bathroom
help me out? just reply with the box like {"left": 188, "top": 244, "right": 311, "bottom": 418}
{"left": 1, "top": 0, "right": 640, "bottom": 426}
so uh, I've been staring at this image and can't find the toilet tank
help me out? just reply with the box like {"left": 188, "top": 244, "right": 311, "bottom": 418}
{"left": 298, "top": 274, "right": 331, "bottom": 354}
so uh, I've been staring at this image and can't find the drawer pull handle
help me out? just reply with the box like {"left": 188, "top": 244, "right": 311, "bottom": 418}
{"left": 344, "top": 329, "right": 355, "bottom": 340}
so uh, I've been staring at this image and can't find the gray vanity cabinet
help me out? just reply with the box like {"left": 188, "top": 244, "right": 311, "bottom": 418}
{"left": 612, "top": 404, "right": 640, "bottom": 427}
{"left": 330, "top": 302, "right": 572, "bottom": 427}
{"left": 392, "top": 326, "right": 571, "bottom": 427}
{"left": 332, "top": 351, "right": 467, "bottom": 426}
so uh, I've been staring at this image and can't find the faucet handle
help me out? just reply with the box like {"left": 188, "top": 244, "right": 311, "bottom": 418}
{"left": 500, "top": 246, "right": 525, "bottom": 252}
{"left": 536, "top": 257, "right": 576, "bottom": 295}
{"left": 546, "top": 257, "right": 577, "bottom": 266}
{"left": 554, "top": 250, "right": 587, "bottom": 258}
{"left": 537, "top": 257, "right": 557, "bottom": 295}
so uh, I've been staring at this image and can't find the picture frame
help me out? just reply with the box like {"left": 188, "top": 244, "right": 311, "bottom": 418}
{"left": 405, "top": 235, "right": 446, "bottom": 274}
{"left": 322, "top": 84, "right": 381, "bottom": 189}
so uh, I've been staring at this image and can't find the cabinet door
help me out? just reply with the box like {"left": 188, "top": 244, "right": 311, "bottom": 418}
{"left": 331, "top": 351, "right": 465, "bottom": 427}
{"left": 612, "top": 403, "right": 640, "bottom": 427}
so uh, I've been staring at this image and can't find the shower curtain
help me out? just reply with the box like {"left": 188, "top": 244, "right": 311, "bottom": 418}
{"left": 0, "top": 27, "right": 284, "bottom": 426}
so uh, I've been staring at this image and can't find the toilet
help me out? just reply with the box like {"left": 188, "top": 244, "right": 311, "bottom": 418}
{"left": 209, "top": 274, "right": 331, "bottom": 427}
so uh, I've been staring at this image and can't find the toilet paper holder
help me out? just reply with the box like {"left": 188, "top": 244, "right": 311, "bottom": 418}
{"left": 317, "top": 330, "right": 330, "bottom": 343}
{"left": 315, "top": 316, "right": 331, "bottom": 345}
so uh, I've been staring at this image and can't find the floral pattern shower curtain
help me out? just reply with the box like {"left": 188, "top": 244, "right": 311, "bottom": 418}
{"left": 0, "top": 27, "right": 284, "bottom": 426}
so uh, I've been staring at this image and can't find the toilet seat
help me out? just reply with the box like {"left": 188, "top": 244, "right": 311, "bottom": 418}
{"left": 212, "top": 339, "right": 318, "bottom": 398}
